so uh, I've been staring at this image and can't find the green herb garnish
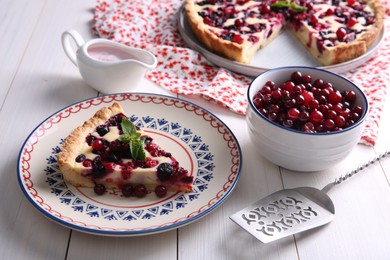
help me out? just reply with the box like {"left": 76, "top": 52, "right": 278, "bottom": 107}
{"left": 118, "top": 117, "right": 146, "bottom": 161}
{"left": 271, "top": 0, "right": 307, "bottom": 12}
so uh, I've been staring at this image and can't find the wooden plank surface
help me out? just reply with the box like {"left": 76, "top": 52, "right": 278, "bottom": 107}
{"left": 0, "top": 0, "right": 389, "bottom": 259}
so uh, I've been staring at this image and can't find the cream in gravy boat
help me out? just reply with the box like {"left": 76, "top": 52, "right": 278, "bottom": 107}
{"left": 61, "top": 30, "right": 157, "bottom": 93}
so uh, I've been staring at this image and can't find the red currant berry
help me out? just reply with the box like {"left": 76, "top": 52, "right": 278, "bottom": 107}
{"left": 155, "top": 185, "right": 168, "bottom": 198}
{"left": 313, "top": 79, "right": 324, "bottom": 89}
{"left": 344, "top": 90, "right": 356, "bottom": 102}
{"left": 284, "top": 81, "right": 295, "bottom": 92}
{"left": 335, "top": 115, "right": 346, "bottom": 127}
{"left": 302, "top": 91, "right": 314, "bottom": 106}
{"left": 92, "top": 139, "right": 105, "bottom": 151}
{"left": 232, "top": 34, "right": 244, "bottom": 44}
{"left": 133, "top": 184, "right": 148, "bottom": 198}
{"left": 326, "top": 110, "right": 337, "bottom": 120}
{"left": 329, "top": 91, "right": 343, "bottom": 105}
{"left": 122, "top": 183, "right": 134, "bottom": 197}
{"left": 271, "top": 89, "right": 283, "bottom": 101}
{"left": 336, "top": 28, "right": 347, "bottom": 41}
{"left": 325, "top": 8, "right": 334, "bottom": 16}
{"left": 298, "top": 111, "right": 310, "bottom": 122}
{"left": 260, "top": 86, "right": 272, "bottom": 95}
{"left": 309, "top": 99, "right": 320, "bottom": 110}
{"left": 261, "top": 5, "right": 271, "bottom": 14}
{"left": 324, "top": 119, "right": 335, "bottom": 131}
{"left": 310, "top": 15, "right": 318, "bottom": 25}
{"left": 291, "top": 71, "right": 303, "bottom": 84}
{"left": 82, "top": 159, "right": 93, "bottom": 168}
{"left": 302, "top": 74, "right": 312, "bottom": 84}
{"left": 309, "top": 110, "right": 324, "bottom": 125}
{"left": 94, "top": 184, "right": 106, "bottom": 195}
{"left": 287, "top": 108, "right": 300, "bottom": 121}
{"left": 265, "top": 80, "right": 275, "bottom": 88}
{"left": 303, "top": 122, "right": 315, "bottom": 132}
{"left": 347, "top": 17, "right": 358, "bottom": 27}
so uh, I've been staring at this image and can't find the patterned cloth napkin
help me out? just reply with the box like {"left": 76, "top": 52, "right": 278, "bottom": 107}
{"left": 93, "top": 0, "right": 390, "bottom": 146}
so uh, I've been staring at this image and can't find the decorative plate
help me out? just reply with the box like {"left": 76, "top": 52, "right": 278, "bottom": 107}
{"left": 17, "top": 93, "right": 242, "bottom": 236}
{"left": 178, "top": 6, "right": 385, "bottom": 77}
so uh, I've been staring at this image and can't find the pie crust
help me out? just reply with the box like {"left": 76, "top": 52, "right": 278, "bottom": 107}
{"left": 185, "top": 0, "right": 384, "bottom": 65}
{"left": 58, "top": 102, "right": 124, "bottom": 188}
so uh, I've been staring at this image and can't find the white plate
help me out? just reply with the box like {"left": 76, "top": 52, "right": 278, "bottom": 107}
{"left": 17, "top": 94, "right": 242, "bottom": 236}
{"left": 178, "top": 6, "right": 385, "bottom": 76}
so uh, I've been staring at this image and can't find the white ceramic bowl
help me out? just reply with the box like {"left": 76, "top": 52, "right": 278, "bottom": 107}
{"left": 246, "top": 66, "right": 368, "bottom": 172}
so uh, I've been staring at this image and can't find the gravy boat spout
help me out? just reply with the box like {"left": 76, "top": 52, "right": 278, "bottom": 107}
{"left": 61, "top": 30, "right": 157, "bottom": 93}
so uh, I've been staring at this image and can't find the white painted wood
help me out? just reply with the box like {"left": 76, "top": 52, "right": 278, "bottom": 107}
{"left": 1, "top": 0, "right": 389, "bottom": 259}
{"left": 67, "top": 230, "right": 178, "bottom": 260}
{"left": 0, "top": 0, "right": 74, "bottom": 259}
{"left": 0, "top": 0, "right": 46, "bottom": 105}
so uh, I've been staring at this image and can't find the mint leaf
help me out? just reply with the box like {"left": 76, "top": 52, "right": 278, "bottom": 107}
{"left": 290, "top": 2, "right": 307, "bottom": 12}
{"left": 121, "top": 117, "right": 137, "bottom": 136}
{"left": 130, "top": 139, "right": 146, "bottom": 161}
{"left": 271, "top": 0, "right": 307, "bottom": 12}
{"left": 118, "top": 117, "right": 146, "bottom": 161}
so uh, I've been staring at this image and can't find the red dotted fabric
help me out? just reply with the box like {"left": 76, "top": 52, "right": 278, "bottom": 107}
{"left": 93, "top": 0, "right": 390, "bottom": 146}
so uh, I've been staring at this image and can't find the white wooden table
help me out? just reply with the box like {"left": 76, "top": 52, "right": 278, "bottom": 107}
{"left": 1, "top": 0, "right": 390, "bottom": 259}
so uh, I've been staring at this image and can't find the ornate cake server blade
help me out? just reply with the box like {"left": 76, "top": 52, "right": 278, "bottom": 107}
{"left": 230, "top": 151, "right": 390, "bottom": 243}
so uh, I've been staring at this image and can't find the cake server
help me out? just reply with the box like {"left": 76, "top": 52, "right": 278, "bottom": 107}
{"left": 230, "top": 151, "right": 390, "bottom": 243}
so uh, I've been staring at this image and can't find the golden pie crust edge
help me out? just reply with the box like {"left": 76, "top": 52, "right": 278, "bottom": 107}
{"left": 314, "top": 0, "right": 385, "bottom": 65}
{"left": 57, "top": 102, "right": 124, "bottom": 188}
{"left": 185, "top": 0, "right": 385, "bottom": 66}
{"left": 185, "top": 0, "right": 252, "bottom": 63}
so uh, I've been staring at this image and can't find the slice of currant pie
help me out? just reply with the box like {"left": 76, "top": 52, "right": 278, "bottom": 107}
{"left": 57, "top": 102, "right": 193, "bottom": 197}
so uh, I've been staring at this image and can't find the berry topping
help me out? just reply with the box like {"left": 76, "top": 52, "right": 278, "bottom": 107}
{"left": 347, "top": 17, "right": 358, "bottom": 27}
{"left": 157, "top": 162, "right": 174, "bottom": 181}
{"left": 133, "top": 184, "right": 148, "bottom": 198}
{"left": 77, "top": 111, "right": 192, "bottom": 198}
{"left": 336, "top": 28, "right": 347, "bottom": 41}
{"left": 155, "top": 185, "right": 168, "bottom": 198}
{"left": 232, "top": 34, "right": 244, "bottom": 44}
{"left": 96, "top": 125, "right": 109, "bottom": 136}
{"left": 75, "top": 154, "right": 86, "bottom": 163}
{"left": 92, "top": 139, "right": 105, "bottom": 151}
{"left": 94, "top": 184, "right": 106, "bottom": 195}
{"left": 122, "top": 183, "right": 133, "bottom": 197}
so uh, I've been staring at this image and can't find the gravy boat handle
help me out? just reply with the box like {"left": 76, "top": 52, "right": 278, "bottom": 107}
{"left": 61, "top": 30, "right": 85, "bottom": 67}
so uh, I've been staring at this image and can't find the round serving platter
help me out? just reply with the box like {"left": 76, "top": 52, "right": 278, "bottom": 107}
{"left": 178, "top": 5, "right": 385, "bottom": 77}
{"left": 17, "top": 93, "right": 242, "bottom": 236}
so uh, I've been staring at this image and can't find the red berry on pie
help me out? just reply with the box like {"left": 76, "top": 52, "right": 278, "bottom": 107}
{"left": 232, "top": 34, "right": 244, "bottom": 44}
{"left": 310, "top": 15, "right": 318, "bottom": 26}
{"left": 336, "top": 28, "right": 347, "bottom": 41}
{"left": 261, "top": 5, "right": 271, "bottom": 14}
{"left": 347, "top": 17, "right": 358, "bottom": 27}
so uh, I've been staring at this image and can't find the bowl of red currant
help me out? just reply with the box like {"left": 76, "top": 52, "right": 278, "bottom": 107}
{"left": 247, "top": 66, "right": 368, "bottom": 172}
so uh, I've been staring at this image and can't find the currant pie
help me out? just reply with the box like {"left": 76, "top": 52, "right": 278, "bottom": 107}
{"left": 57, "top": 102, "right": 193, "bottom": 197}
{"left": 185, "top": 0, "right": 384, "bottom": 65}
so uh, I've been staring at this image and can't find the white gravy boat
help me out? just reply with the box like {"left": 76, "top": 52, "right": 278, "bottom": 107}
{"left": 61, "top": 30, "right": 157, "bottom": 93}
